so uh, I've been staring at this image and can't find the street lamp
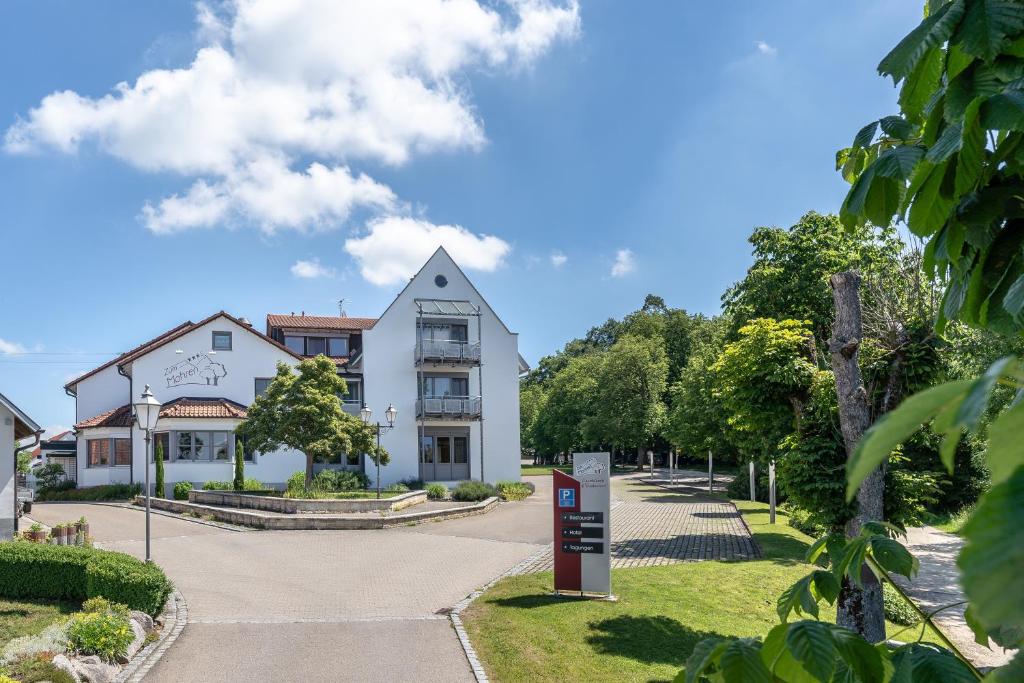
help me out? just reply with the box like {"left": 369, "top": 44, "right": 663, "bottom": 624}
{"left": 132, "top": 384, "right": 161, "bottom": 563}
{"left": 360, "top": 403, "right": 397, "bottom": 499}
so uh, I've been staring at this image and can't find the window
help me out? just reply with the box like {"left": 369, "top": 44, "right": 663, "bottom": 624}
{"left": 177, "top": 432, "right": 194, "bottom": 461}
{"left": 255, "top": 378, "right": 272, "bottom": 397}
{"left": 339, "top": 379, "right": 361, "bottom": 404}
{"left": 435, "top": 274, "right": 448, "bottom": 287}
{"left": 418, "top": 323, "right": 468, "bottom": 343}
{"left": 306, "top": 336, "right": 327, "bottom": 356}
{"left": 422, "top": 376, "right": 469, "bottom": 398}
{"left": 454, "top": 437, "right": 468, "bottom": 464}
{"left": 328, "top": 337, "right": 349, "bottom": 357}
{"left": 114, "top": 439, "right": 132, "bottom": 466}
{"left": 284, "top": 336, "right": 305, "bottom": 354}
{"left": 236, "top": 433, "right": 256, "bottom": 462}
{"left": 193, "top": 432, "right": 207, "bottom": 460}
{"left": 213, "top": 433, "right": 230, "bottom": 461}
{"left": 87, "top": 439, "right": 110, "bottom": 467}
{"left": 346, "top": 451, "right": 360, "bottom": 466}
{"left": 212, "top": 331, "right": 232, "bottom": 350}
{"left": 154, "top": 432, "right": 170, "bottom": 462}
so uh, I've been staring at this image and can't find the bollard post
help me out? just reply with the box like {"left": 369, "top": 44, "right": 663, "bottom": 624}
{"left": 769, "top": 460, "right": 777, "bottom": 524}
{"left": 749, "top": 460, "right": 755, "bottom": 502}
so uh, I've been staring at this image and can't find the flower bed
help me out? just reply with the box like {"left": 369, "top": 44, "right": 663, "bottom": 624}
{"left": 188, "top": 488, "right": 426, "bottom": 513}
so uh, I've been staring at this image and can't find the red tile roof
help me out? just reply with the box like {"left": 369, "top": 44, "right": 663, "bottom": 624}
{"left": 266, "top": 314, "right": 377, "bottom": 332}
{"left": 74, "top": 405, "right": 134, "bottom": 429}
{"left": 65, "top": 311, "right": 303, "bottom": 393}
{"left": 159, "top": 397, "right": 248, "bottom": 419}
{"left": 75, "top": 397, "right": 249, "bottom": 430}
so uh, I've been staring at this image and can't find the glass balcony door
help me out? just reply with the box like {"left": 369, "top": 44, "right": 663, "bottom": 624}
{"left": 420, "top": 434, "right": 469, "bottom": 481}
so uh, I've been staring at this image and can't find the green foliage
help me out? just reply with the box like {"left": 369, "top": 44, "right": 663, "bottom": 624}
{"left": 450, "top": 481, "right": 497, "bottom": 502}
{"left": 532, "top": 353, "right": 602, "bottom": 455}
{"left": 67, "top": 608, "right": 133, "bottom": 662}
{"left": 285, "top": 469, "right": 370, "bottom": 498}
{"left": 723, "top": 212, "right": 905, "bottom": 347}
{"left": 34, "top": 463, "right": 67, "bottom": 492}
{"left": 36, "top": 484, "right": 139, "bottom": 502}
{"left": 712, "top": 319, "right": 817, "bottom": 459}
{"left": 425, "top": 483, "right": 448, "bottom": 500}
{"left": 384, "top": 483, "right": 410, "bottom": 493}
{"left": 172, "top": 482, "right": 192, "bottom": 500}
{"left": 518, "top": 382, "right": 547, "bottom": 457}
{"left": 495, "top": 481, "right": 532, "bottom": 501}
{"left": 154, "top": 439, "right": 165, "bottom": 498}
{"left": 883, "top": 581, "right": 921, "bottom": 626}
{"left": 233, "top": 439, "right": 244, "bottom": 491}
{"left": 239, "top": 356, "right": 382, "bottom": 487}
{"left": 0, "top": 543, "right": 172, "bottom": 616}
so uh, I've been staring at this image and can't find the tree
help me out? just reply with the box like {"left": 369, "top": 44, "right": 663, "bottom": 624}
{"left": 519, "top": 383, "right": 547, "bottom": 462}
{"left": 233, "top": 439, "right": 245, "bottom": 491}
{"left": 711, "top": 318, "right": 818, "bottom": 461}
{"left": 589, "top": 334, "right": 669, "bottom": 468}
{"left": 533, "top": 353, "right": 603, "bottom": 459}
{"left": 723, "top": 212, "right": 904, "bottom": 349}
{"left": 155, "top": 439, "right": 165, "bottom": 498}
{"left": 239, "top": 356, "right": 381, "bottom": 488}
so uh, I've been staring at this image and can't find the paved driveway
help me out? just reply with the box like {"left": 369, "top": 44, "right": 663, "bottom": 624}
{"left": 32, "top": 482, "right": 552, "bottom": 683}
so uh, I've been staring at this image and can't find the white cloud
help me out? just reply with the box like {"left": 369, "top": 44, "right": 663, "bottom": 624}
{"left": 755, "top": 40, "right": 777, "bottom": 57}
{"left": 0, "top": 338, "right": 26, "bottom": 355}
{"left": 345, "top": 216, "right": 511, "bottom": 286}
{"left": 290, "top": 258, "right": 336, "bottom": 279}
{"left": 550, "top": 251, "right": 567, "bottom": 267}
{"left": 5, "top": 0, "right": 579, "bottom": 233}
{"left": 610, "top": 248, "right": 635, "bottom": 277}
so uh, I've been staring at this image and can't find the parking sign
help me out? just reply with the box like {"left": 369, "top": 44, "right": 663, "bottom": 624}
{"left": 558, "top": 488, "right": 575, "bottom": 508}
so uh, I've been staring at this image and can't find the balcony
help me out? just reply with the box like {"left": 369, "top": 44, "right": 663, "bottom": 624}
{"left": 341, "top": 400, "right": 361, "bottom": 416}
{"left": 415, "top": 339, "right": 481, "bottom": 366}
{"left": 416, "top": 396, "right": 482, "bottom": 420}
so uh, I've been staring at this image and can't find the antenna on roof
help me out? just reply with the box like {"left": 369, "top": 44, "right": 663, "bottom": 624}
{"left": 338, "top": 298, "right": 348, "bottom": 317}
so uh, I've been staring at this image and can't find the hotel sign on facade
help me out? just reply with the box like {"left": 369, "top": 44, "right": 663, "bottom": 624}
{"left": 553, "top": 452, "right": 612, "bottom": 596}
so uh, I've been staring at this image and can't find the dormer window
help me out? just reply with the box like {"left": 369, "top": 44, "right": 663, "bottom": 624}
{"left": 212, "top": 331, "right": 232, "bottom": 351}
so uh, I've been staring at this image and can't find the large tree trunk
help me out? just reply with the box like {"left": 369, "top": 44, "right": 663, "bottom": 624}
{"left": 828, "top": 271, "right": 886, "bottom": 643}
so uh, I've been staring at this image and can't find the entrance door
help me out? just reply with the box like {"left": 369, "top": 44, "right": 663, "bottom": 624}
{"left": 420, "top": 436, "right": 435, "bottom": 480}
{"left": 435, "top": 436, "right": 453, "bottom": 481}
{"left": 452, "top": 436, "right": 469, "bottom": 479}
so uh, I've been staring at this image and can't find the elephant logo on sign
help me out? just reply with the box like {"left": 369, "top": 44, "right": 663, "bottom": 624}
{"left": 164, "top": 353, "right": 227, "bottom": 388}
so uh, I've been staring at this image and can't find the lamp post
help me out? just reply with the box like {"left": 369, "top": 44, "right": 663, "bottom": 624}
{"left": 360, "top": 403, "right": 397, "bottom": 499}
{"left": 132, "top": 384, "right": 161, "bottom": 563}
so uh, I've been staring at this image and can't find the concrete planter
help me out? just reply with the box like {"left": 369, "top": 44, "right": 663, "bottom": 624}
{"left": 188, "top": 489, "right": 427, "bottom": 513}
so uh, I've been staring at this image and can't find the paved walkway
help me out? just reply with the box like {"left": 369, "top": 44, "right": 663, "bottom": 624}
{"left": 522, "top": 471, "right": 755, "bottom": 572}
{"left": 29, "top": 472, "right": 756, "bottom": 681}
{"left": 893, "top": 526, "right": 1016, "bottom": 669}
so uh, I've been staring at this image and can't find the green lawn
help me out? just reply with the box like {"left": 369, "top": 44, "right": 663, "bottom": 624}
{"left": 520, "top": 464, "right": 572, "bottom": 476}
{"left": 921, "top": 505, "right": 973, "bottom": 535}
{"left": 462, "top": 499, "right": 942, "bottom": 683}
{"left": 0, "top": 597, "right": 78, "bottom": 648}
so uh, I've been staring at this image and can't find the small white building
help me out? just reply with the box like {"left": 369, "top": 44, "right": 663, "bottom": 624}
{"left": 1, "top": 390, "right": 42, "bottom": 540}
{"left": 64, "top": 248, "right": 524, "bottom": 493}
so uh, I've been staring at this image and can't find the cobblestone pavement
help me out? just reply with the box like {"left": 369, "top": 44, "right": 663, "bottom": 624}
{"left": 520, "top": 471, "right": 756, "bottom": 573}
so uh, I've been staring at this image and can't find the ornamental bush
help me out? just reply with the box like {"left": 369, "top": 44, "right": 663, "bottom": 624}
{"left": 173, "top": 481, "right": 193, "bottom": 500}
{"left": 0, "top": 542, "right": 172, "bottom": 615}
{"left": 154, "top": 439, "right": 165, "bottom": 498}
{"left": 67, "top": 609, "right": 134, "bottom": 662}
{"left": 425, "top": 483, "right": 448, "bottom": 500}
{"left": 495, "top": 481, "right": 532, "bottom": 501}
{"left": 883, "top": 581, "right": 920, "bottom": 627}
{"left": 450, "top": 481, "right": 496, "bottom": 502}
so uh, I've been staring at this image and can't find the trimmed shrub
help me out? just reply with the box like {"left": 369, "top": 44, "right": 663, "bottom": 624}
{"left": 384, "top": 483, "right": 410, "bottom": 493}
{"left": 233, "top": 440, "right": 245, "bottom": 491}
{"left": 425, "top": 483, "right": 448, "bottom": 500}
{"left": 67, "top": 609, "right": 134, "bottom": 662}
{"left": 450, "top": 481, "right": 496, "bottom": 502}
{"left": 36, "top": 483, "right": 140, "bottom": 502}
{"left": 0, "top": 542, "right": 172, "bottom": 616}
{"left": 155, "top": 439, "right": 165, "bottom": 498}
{"left": 202, "top": 480, "right": 233, "bottom": 491}
{"left": 173, "top": 481, "right": 193, "bottom": 500}
{"left": 398, "top": 477, "right": 425, "bottom": 490}
{"left": 883, "top": 582, "right": 920, "bottom": 626}
{"left": 495, "top": 481, "right": 532, "bottom": 501}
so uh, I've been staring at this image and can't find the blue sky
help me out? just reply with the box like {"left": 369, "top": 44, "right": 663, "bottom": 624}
{"left": 0, "top": 1, "right": 922, "bottom": 432}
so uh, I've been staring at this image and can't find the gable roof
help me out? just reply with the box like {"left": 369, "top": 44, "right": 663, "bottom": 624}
{"left": 66, "top": 311, "right": 303, "bottom": 394}
{"left": 74, "top": 404, "right": 133, "bottom": 430}
{"left": 375, "top": 246, "right": 516, "bottom": 335}
{"left": 0, "top": 391, "right": 42, "bottom": 440}
{"left": 265, "top": 314, "right": 377, "bottom": 332}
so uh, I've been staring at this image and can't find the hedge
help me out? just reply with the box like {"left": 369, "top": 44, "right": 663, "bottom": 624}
{"left": 35, "top": 483, "right": 142, "bottom": 502}
{"left": 0, "top": 542, "right": 173, "bottom": 615}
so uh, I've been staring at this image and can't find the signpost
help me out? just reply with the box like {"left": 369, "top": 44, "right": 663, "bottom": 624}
{"left": 553, "top": 452, "right": 613, "bottom": 599}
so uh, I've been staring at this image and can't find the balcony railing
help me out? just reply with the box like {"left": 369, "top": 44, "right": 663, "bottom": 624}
{"left": 341, "top": 400, "right": 361, "bottom": 416}
{"left": 415, "top": 339, "right": 481, "bottom": 365}
{"left": 416, "top": 396, "right": 482, "bottom": 420}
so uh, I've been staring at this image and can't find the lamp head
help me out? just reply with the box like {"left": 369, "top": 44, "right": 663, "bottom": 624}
{"left": 133, "top": 384, "right": 162, "bottom": 432}
{"left": 359, "top": 405, "right": 372, "bottom": 424}
{"left": 385, "top": 403, "right": 397, "bottom": 427}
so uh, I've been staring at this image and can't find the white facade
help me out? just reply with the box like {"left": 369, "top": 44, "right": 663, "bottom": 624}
{"left": 65, "top": 248, "right": 522, "bottom": 492}
{"left": 1, "top": 391, "right": 42, "bottom": 540}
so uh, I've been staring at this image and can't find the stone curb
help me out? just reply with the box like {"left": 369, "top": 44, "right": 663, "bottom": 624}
{"left": 115, "top": 588, "right": 188, "bottom": 683}
{"left": 449, "top": 543, "right": 553, "bottom": 683}
{"left": 28, "top": 500, "right": 252, "bottom": 533}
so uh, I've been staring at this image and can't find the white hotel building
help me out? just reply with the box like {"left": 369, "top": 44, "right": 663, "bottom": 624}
{"left": 64, "top": 249, "right": 526, "bottom": 495}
